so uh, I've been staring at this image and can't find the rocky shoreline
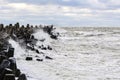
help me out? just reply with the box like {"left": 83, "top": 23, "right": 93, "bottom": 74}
{"left": 0, "top": 23, "right": 59, "bottom": 80}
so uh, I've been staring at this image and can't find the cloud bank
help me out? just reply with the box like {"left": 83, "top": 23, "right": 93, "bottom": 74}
{"left": 0, "top": 0, "right": 120, "bottom": 27}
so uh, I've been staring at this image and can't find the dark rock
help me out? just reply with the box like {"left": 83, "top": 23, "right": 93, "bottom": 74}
{"left": 48, "top": 46, "right": 52, "bottom": 50}
{"left": 7, "top": 48, "right": 14, "bottom": 58}
{"left": 26, "top": 45, "right": 35, "bottom": 51}
{"left": 36, "top": 59, "right": 43, "bottom": 61}
{"left": 25, "top": 57, "right": 33, "bottom": 61}
{"left": 41, "top": 47, "right": 47, "bottom": 50}
{"left": 18, "top": 73, "right": 27, "bottom": 80}
{"left": 0, "top": 60, "right": 10, "bottom": 70}
{"left": 0, "top": 68, "right": 13, "bottom": 80}
{"left": 15, "top": 69, "right": 21, "bottom": 77}
{"left": 50, "top": 35, "right": 57, "bottom": 39}
{"left": 35, "top": 49, "right": 39, "bottom": 54}
{"left": 45, "top": 56, "right": 53, "bottom": 60}
{"left": 3, "top": 68, "right": 13, "bottom": 74}
{"left": 35, "top": 55, "right": 39, "bottom": 57}
{"left": 1, "top": 45, "right": 8, "bottom": 51}
{"left": 25, "top": 39, "right": 32, "bottom": 44}
{"left": 0, "top": 55, "right": 6, "bottom": 64}
{"left": 3, "top": 74, "right": 15, "bottom": 80}
{"left": 0, "top": 24, "right": 4, "bottom": 31}
{"left": 8, "top": 57, "right": 17, "bottom": 73}
{"left": 31, "top": 47, "right": 35, "bottom": 51}
{"left": 31, "top": 35, "right": 34, "bottom": 39}
{"left": 38, "top": 46, "right": 41, "bottom": 48}
{"left": 26, "top": 45, "right": 32, "bottom": 50}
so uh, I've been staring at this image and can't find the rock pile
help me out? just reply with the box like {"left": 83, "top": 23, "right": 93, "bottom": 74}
{"left": 43, "top": 25, "right": 59, "bottom": 39}
{"left": 0, "top": 22, "right": 59, "bottom": 79}
{"left": 0, "top": 39, "right": 26, "bottom": 80}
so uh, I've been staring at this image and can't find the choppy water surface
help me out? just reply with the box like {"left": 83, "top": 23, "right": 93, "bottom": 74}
{"left": 11, "top": 27, "right": 120, "bottom": 80}
{"left": 52, "top": 27, "right": 120, "bottom": 80}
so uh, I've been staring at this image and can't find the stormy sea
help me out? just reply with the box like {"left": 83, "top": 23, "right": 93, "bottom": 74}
{"left": 1, "top": 24, "right": 120, "bottom": 80}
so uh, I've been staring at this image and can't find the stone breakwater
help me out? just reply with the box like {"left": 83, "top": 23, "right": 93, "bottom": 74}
{"left": 0, "top": 22, "right": 59, "bottom": 80}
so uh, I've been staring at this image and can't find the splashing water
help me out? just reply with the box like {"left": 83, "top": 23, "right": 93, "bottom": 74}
{"left": 8, "top": 27, "right": 120, "bottom": 80}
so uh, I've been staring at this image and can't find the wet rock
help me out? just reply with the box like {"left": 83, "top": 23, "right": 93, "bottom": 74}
{"left": 0, "top": 68, "right": 13, "bottom": 80}
{"left": 35, "top": 49, "right": 39, "bottom": 54}
{"left": 0, "top": 24, "right": 4, "bottom": 31}
{"left": 35, "top": 55, "right": 39, "bottom": 57}
{"left": 0, "top": 55, "right": 6, "bottom": 64}
{"left": 15, "top": 69, "right": 21, "bottom": 77}
{"left": 7, "top": 47, "right": 14, "bottom": 58}
{"left": 0, "top": 60, "right": 10, "bottom": 70}
{"left": 26, "top": 45, "right": 35, "bottom": 51}
{"left": 50, "top": 35, "right": 57, "bottom": 39}
{"left": 25, "top": 39, "right": 32, "bottom": 44}
{"left": 1, "top": 45, "right": 8, "bottom": 51}
{"left": 25, "top": 57, "right": 33, "bottom": 61}
{"left": 31, "top": 47, "right": 35, "bottom": 51}
{"left": 3, "top": 68, "right": 13, "bottom": 74}
{"left": 8, "top": 57, "right": 17, "bottom": 73}
{"left": 0, "top": 51, "right": 6, "bottom": 56}
{"left": 47, "top": 46, "right": 52, "bottom": 50}
{"left": 26, "top": 45, "right": 32, "bottom": 50}
{"left": 36, "top": 59, "right": 43, "bottom": 61}
{"left": 38, "top": 46, "right": 41, "bottom": 48}
{"left": 3, "top": 74, "right": 15, "bottom": 80}
{"left": 18, "top": 73, "right": 27, "bottom": 80}
{"left": 45, "top": 56, "right": 53, "bottom": 60}
{"left": 41, "top": 47, "right": 47, "bottom": 50}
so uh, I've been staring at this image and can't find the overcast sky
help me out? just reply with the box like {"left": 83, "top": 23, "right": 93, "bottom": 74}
{"left": 0, "top": 0, "right": 120, "bottom": 27}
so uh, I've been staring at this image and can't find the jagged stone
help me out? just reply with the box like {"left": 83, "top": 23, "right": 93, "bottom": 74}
{"left": 18, "top": 73, "right": 27, "bottom": 80}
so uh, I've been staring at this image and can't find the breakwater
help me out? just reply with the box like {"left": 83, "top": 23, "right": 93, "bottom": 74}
{"left": 0, "top": 22, "right": 59, "bottom": 80}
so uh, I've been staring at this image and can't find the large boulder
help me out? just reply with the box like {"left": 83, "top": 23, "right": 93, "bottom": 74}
{"left": 8, "top": 57, "right": 17, "bottom": 74}
{"left": 0, "top": 68, "right": 13, "bottom": 80}
{"left": 7, "top": 48, "right": 14, "bottom": 58}
{"left": 18, "top": 74, "right": 27, "bottom": 80}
